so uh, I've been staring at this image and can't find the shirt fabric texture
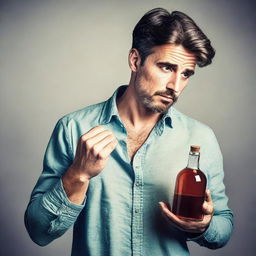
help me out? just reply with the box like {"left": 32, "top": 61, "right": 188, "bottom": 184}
{"left": 25, "top": 85, "right": 234, "bottom": 256}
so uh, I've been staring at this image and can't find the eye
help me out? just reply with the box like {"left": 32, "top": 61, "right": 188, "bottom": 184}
{"left": 181, "top": 73, "right": 189, "bottom": 79}
{"left": 161, "top": 65, "right": 173, "bottom": 72}
{"left": 181, "top": 70, "right": 194, "bottom": 79}
{"left": 181, "top": 72, "right": 194, "bottom": 79}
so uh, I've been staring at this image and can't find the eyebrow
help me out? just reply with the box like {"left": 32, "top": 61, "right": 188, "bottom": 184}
{"left": 157, "top": 62, "right": 195, "bottom": 76}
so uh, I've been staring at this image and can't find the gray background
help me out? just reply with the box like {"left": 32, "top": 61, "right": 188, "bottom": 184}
{"left": 0, "top": 0, "right": 255, "bottom": 255}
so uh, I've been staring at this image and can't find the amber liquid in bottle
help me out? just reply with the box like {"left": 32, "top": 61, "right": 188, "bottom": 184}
{"left": 172, "top": 146, "right": 207, "bottom": 221}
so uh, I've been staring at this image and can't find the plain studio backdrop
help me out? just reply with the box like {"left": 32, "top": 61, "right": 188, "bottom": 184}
{"left": 0, "top": 0, "right": 255, "bottom": 255}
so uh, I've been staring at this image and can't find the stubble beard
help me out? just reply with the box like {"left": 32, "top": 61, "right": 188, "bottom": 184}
{"left": 136, "top": 84, "right": 178, "bottom": 114}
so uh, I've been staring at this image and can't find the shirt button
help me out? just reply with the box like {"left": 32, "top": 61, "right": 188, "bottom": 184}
{"left": 135, "top": 182, "right": 140, "bottom": 186}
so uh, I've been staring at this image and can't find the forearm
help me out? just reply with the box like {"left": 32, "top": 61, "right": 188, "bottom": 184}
{"left": 24, "top": 178, "right": 85, "bottom": 246}
{"left": 187, "top": 209, "right": 234, "bottom": 249}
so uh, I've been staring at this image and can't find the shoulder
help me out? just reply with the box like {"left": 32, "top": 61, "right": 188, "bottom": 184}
{"left": 57, "top": 100, "right": 106, "bottom": 128}
{"left": 172, "top": 107, "right": 217, "bottom": 142}
{"left": 172, "top": 107, "right": 212, "bottom": 131}
{"left": 172, "top": 108, "right": 223, "bottom": 166}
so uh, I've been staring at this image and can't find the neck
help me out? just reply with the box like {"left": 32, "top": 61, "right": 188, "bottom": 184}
{"left": 116, "top": 83, "right": 162, "bottom": 130}
{"left": 187, "top": 153, "right": 200, "bottom": 170}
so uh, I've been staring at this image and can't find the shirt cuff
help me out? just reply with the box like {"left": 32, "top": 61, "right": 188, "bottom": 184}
{"left": 41, "top": 178, "right": 86, "bottom": 234}
{"left": 186, "top": 218, "right": 218, "bottom": 245}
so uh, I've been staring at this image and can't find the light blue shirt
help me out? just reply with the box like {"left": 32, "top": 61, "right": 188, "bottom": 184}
{"left": 25, "top": 85, "right": 233, "bottom": 256}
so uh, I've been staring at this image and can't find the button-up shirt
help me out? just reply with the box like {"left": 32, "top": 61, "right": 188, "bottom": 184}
{"left": 25, "top": 85, "right": 233, "bottom": 256}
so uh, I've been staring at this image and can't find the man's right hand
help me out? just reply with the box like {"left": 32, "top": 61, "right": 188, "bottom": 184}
{"left": 70, "top": 126, "right": 118, "bottom": 180}
{"left": 62, "top": 126, "right": 118, "bottom": 204}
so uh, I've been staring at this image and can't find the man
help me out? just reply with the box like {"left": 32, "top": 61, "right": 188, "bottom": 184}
{"left": 25, "top": 8, "right": 234, "bottom": 256}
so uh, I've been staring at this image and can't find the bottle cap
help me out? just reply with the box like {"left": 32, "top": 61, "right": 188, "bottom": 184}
{"left": 190, "top": 145, "right": 200, "bottom": 153}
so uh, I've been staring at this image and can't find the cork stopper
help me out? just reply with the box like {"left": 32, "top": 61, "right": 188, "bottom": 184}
{"left": 190, "top": 145, "right": 201, "bottom": 153}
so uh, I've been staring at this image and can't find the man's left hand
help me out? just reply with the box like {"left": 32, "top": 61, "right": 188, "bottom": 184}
{"left": 159, "top": 189, "right": 214, "bottom": 234}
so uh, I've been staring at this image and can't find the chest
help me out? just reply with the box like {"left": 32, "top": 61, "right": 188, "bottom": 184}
{"left": 126, "top": 128, "right": 152, "bottom": 161}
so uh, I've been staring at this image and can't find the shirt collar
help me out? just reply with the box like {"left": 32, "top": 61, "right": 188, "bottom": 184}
{"left": 99, "top": 85, "right": 173, "bottom": 131}
{"left": 99, "top": 85, "right": 126, "bottom": 125}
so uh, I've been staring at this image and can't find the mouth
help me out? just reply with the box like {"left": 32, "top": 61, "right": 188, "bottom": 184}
{"left": 158, "top": 94, "right": 174, "bottom": 102}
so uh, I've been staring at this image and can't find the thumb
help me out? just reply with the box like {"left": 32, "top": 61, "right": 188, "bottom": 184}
{"left": 205, "top": 189, "right": 212, "bottom": 203}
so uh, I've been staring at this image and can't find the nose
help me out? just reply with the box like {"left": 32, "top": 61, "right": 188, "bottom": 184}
{"left": 166, "top": 73, "right": 181, "bottom": 93}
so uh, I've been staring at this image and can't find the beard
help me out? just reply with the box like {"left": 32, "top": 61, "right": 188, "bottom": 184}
{"left": 136, "top": 85, "right": 178, "bottom": 114}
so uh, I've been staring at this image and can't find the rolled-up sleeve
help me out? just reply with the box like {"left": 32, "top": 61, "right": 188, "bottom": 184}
{"left": 24, "top": 118, "right": 85, "bottom": 246}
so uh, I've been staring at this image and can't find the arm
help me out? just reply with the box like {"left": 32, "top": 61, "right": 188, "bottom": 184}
{"left": 159, "top": 129, "right": 234, "bottom": 249}
{"left": 24, "top": 119, "right": 117, "bottom": 246}
{"left": 188, "top": 132, "right": 234, "bottom": 249}
{"left": 24, "top": 119, "right": 86, "bottom": 246}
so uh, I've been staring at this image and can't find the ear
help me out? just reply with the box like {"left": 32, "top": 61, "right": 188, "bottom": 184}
{"left": 128, "top": 48, "right": 141, "bottom": 72}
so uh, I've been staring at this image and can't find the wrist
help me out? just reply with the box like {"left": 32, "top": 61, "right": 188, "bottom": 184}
{"left": 61, "top": 167, "right": 90, "bottom": 205}
{"left": 65, "top": 165, "right": 91, "bottom": 183}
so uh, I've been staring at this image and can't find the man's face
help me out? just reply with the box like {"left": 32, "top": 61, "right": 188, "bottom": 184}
{"left": 133, "top": 44, "right": 197, "bottom": 114}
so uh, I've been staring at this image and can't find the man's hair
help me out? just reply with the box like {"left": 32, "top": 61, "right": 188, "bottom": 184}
{"left": 132, "top": 8, "right": 215, "bottom": 67}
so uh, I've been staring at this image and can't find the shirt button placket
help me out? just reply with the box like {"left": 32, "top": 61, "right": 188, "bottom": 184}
{"left": 132, "top": 152, "right": 143, "bottom": 256}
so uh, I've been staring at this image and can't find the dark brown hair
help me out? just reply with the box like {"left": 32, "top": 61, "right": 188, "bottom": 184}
{"left": 132, "top": 8, "right": 215, "bottom": 67}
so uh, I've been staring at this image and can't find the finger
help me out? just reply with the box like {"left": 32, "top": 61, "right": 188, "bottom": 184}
{"left": 159, "top": 202, "right": 186, "bottom": 227}
{"left": 159, "top": 202, "right": 208, "bottom": 233}
{"left": 203, "top": 190, "right": 214, "bottom": 215}
{"left": 201, "top": 214, "right": 212, "bottom": 226}
{"left": 81, "top": 126, "right": 107, "bottom": 141}
{"left": 90, "top": 134, "right": 117, "bottom": 157}
{"left": 203, "top": 200, "right": 214, "bottom": 216}
{"left": 160, "top": 209, "right": 185, "bottom": 231}
{"left": 98, "top": 139, "right": 118, "bottom": 159}
{"left": 205, "top": 189, "right": 212, "bottom": 203}
{"left": 194, "top": 213, "right": 212, "bottom": 233}
{"left": 84, "top": 130, "right": 114, "bottom": 149}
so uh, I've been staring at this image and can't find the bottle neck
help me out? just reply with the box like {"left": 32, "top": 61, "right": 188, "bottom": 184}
{"left": 187, "top": 152, "right": 200, "bottom": 170}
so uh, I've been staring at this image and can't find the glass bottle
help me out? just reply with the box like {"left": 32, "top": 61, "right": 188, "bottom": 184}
{"left": 172, "top": 145, "right": 207, "bottom": 221}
